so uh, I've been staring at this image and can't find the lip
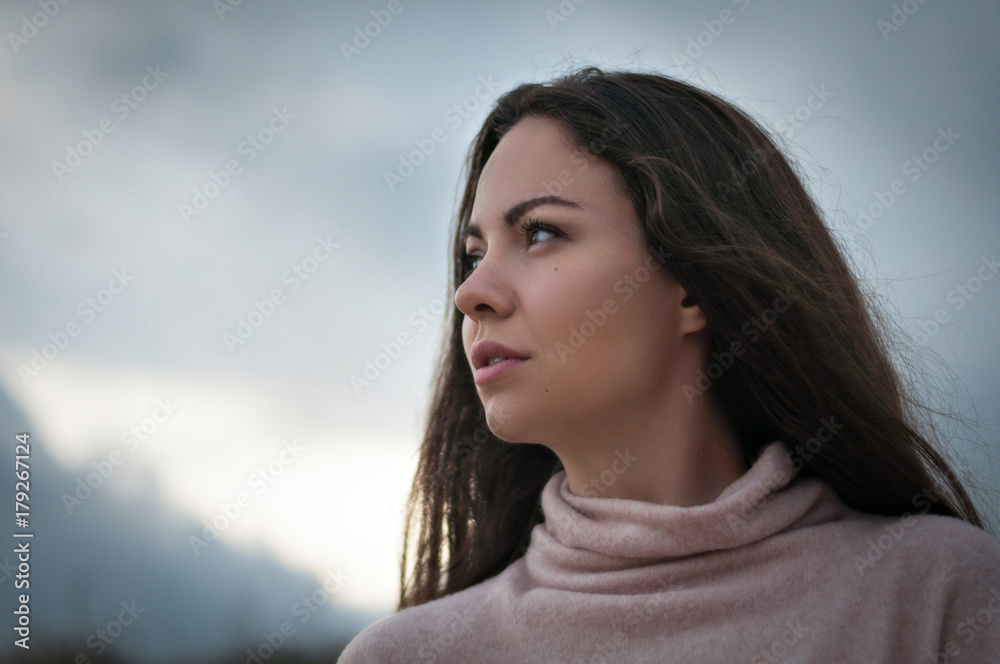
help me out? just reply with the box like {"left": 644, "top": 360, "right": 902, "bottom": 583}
{"left": 470, "top": 340, "right": 530, "bottom": 370}
{"left": 470, "top": 340, "right": 530, "bottom": 385}
{"left": 473, "top": 357, "right": 529, "bottom": 385}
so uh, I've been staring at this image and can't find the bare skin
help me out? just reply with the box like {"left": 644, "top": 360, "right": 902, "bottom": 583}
{"left": 454, "top": 115, "right": 748, "bottom": 506}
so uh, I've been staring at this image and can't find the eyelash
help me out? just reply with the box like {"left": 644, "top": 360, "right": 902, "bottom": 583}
{"left": 461, "top": 216, "right": 561, "bottom": 274}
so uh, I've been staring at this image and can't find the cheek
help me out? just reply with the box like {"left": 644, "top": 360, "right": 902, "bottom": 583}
{"left": 530, "top": 265, "right": 634, "bottom": 365}
{"left": 546, "top": 268, "right": 674, "bottom": 380}
{"left": 613, "top": 277, "right": 679, "bottom": 378}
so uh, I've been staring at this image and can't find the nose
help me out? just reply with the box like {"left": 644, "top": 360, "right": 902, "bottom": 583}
{"left": 453, "top": 253, "right": 514, "bottom": 321}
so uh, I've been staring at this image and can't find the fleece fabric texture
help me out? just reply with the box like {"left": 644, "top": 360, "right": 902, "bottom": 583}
{"left": 337, "top": 440, "right": 1000, "bottom": 663}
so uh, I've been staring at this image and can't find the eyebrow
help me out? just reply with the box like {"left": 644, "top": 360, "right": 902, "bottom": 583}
{"left": 463, "top": 195, "right": 583, "bottom": 241}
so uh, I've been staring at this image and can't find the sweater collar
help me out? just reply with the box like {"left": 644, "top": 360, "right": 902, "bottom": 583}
{"left": 524, "top": 440, "right": 832, "bottom": 591}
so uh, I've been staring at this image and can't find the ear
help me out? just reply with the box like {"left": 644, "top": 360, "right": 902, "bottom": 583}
{"left": 677, "top": 286, "right": 707, "bottom": 336}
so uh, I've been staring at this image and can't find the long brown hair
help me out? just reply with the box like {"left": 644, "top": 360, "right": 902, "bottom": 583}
{"left": 397, "top": 65, "right": 995, "bottom": 610}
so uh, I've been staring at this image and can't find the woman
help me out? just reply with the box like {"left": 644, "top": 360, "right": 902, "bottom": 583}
{"left": 338, "top": 66, "right": 1000, "bottom": 663}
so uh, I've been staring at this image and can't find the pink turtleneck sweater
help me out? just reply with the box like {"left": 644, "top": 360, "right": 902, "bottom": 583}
{"left": 337, "top": 441, "right": 1000, "bottom": 663}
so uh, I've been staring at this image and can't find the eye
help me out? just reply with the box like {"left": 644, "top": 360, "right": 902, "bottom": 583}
{"left": 519, "top": 217, "right": 560, "bottom": 245}
{"left": 459, "top": 234, "right": 483, "bottom": 275}
{"left": 460, "top": 216, "right": 563, "bottom": 277}
{"left": 460, "top": 249, "right": 482, "bottom": 275}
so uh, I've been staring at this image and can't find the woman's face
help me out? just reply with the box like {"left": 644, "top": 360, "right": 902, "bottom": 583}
{"left": 454, "top": 115, "right": 704, "bottom": 450}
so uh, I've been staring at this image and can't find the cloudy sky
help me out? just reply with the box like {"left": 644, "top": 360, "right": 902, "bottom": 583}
{"left": 0, "top": 0, "right": 998, "bottom": 661}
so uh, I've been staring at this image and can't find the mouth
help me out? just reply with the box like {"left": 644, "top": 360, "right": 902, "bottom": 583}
{"left": 472, "top": 357, "right": 529, "bottom": 386}
{"left": 470, "top": 340, "right": 530, "bottom": 370}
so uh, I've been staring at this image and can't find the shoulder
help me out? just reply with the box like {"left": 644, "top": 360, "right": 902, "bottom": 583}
{"left": 888, "top": 512, "right": 1000, "bottom": 577}
{"left": 846, "top": 511, "right": 1000, "bottom": 605}
{"left": 839, "top": 502, "right": 1000, "bottom": 577}
{"left": 784, "top": 481, "right": 1000, "bottom": 574}
{"left": 336, "top": 575, "right": 499, "bottom": 664}
{"left": 800, "top": 504, "right": 1000, "bottom": 655}
{"left": 893, "top": 515, "right": 1000, "bottom": 657}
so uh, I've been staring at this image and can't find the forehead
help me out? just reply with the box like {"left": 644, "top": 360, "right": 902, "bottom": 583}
{"left": 469, "top": 115, "right": 623, "bottom": 227}
{"left": 478, "top": 116, "right": 583, "bottom": 193}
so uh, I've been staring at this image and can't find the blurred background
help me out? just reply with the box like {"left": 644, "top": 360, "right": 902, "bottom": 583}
{"left": 0, "top": 0, "right": 998, "bottom": 661}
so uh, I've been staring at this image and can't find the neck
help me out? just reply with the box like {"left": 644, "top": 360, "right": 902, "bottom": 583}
{"left": 552, "top": 392, "right": 748, "bottom": 507}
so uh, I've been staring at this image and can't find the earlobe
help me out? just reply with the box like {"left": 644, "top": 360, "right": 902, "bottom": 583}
{"left": 679, "top": 290, "right": 707, "bottom": 334}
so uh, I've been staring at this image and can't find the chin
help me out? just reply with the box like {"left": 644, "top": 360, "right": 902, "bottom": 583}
{"left": 481, "top": 396, "right": 533, "bottom": 444}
